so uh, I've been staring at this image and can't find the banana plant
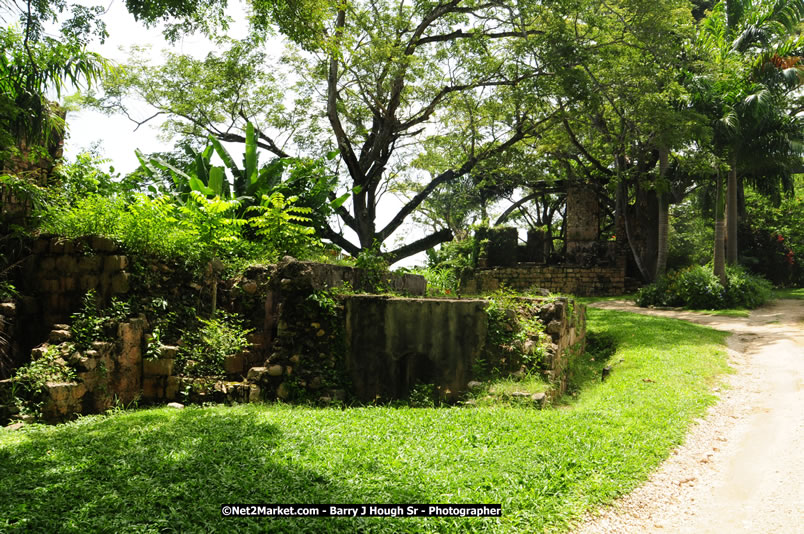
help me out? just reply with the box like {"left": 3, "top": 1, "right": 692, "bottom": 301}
{"left": 136, "top": 122, "right": 358, "bottom": 225}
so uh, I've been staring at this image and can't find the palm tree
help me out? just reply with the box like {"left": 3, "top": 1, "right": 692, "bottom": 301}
{"left": 697, "top": 0, "right": 804, "bottom": 279}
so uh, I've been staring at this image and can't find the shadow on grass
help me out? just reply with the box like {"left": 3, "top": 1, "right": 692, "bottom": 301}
{"left": 774, "top": 288, "right": 804, "bottom": 300}
{"left": 0, "top": 407, "right": 426, "bottom": 533}
{"left": 565, "top": 331, "right": 618, "bottom": 396}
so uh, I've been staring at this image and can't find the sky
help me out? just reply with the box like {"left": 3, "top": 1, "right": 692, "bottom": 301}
{"left": 57, "top": 0, "right": 429, "bottom": 267}
{"left": 63, "top": 1, "right": 250, "bottom": 174}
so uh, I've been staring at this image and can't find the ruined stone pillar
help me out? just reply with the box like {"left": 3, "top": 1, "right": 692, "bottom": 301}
{"left": 565, "top": 185, "right": 600, "bottom": 257}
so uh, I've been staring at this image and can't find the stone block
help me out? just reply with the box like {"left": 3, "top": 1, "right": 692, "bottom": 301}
{"left": 41, "top": 279, "right": 60, "bottom": 293}
{"left": 111, "top": 272, "right": 130, "bottom": 294}
{"left": 55, "top": 255, "right": 78, "bottom": 274}
{"left": 159, "top": 345, "right": 179, "bottom": 359}
{"left": 33, "top": 238, "right": 50, "bottom": 254}
{"left": 144, "top": 358, "right": 174, "bottom": 377}
{"left": 224, "top": 353, "right": 245, "bottom": 375}
{"left": 60, "top": 276, "right": 77, "bottom": 292}
{"left": 39, "top": 256, "right": 56, "bottom": 272}
{"left": 49, "top": 329, "right": 72, "bottom": 343}
{"left": 242, "top": 281, "right": 258, "bottom": 294}
{"left": 42, "top": 381, "right": 86, "bottom": 419}
{"left": 49, "top": 240, "right": 65, "bottom": 254}
{"left": 247, "top": 367, "right": 268, "bottom": 382}
{"left": 142, "top": 377, "right": 165, "bottom": 399}
{"left": 91, "top": 236, "right": 118, "bottom": 252}
{"left": 117, "top": 321, "right": 143, "bottom": 368}
{"left": 276, "top": 382, "right": 290, "bottom": 400}
{"left": 249, "top": 384, "right": 262, "bottom": 403}
{"left": 104, "top": 255, "right": 128, "bottom": 272}
{"left": 80, "top": 275, "right": 99, "bottom": 292}
{"left": 47, "top": 293, "right": 61, "bottom": 311}
{"left": 98, "top": 274, "right": 111, "bottom": 298}
{"left": 267, "top": 364, "right": 283, "bottom": 377}
{"left": 78, "top": 255, "right": 103, "bottom": 272}
{"left": 165, "top": 376, "right": 180, "bottom": 400}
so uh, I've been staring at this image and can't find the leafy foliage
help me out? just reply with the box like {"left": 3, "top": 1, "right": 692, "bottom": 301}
{"left": 0, "top": 22, "right": 109, "bottom": 168}
{"left": 740, "top": 178, "right": 804, "bottom": 286}
{"left": 247, "top": 192, "right": 320, "bottom": 259}
{"left": 70, "top": 290, "right": 132, "bottom": 350}
{"left": 482, "top": 290, "right": 549, "bottom": 378}
{"left": 354, "top": 244, "right": 390, "bottom": 293}
{"left": 176, "top": 312, "right": 251, "bottom": 377}
{"left": 636, "top": 264, "right": 772, "bottom": 309}
{"left": 11, "top": 346, "right": 76, "bottom": 398}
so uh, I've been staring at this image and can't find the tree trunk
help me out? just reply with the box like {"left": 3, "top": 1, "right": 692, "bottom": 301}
{"left": 713, "top": 171, "right": 727, "bottom": 285}
{"left": 654, "top": 146, "right": 670, "bottom": 280}
{"left": 726, "top": 152, "right": 738, "bottom": 265}
{"left": 619, "top": 180, "right": 652, "bottom": 282}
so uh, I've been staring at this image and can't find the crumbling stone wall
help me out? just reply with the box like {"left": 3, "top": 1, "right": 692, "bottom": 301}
{"left": 22, "top": 234, "right": 131, "bottom": 326}
{"left": 2, "top": 316, "right": 146, "bottom": 422}
{"left": 533, "top": 297, "right": 585, "bottom": 401}
{"left": 461, "top": 264, "right": 626, "bottom": 296}
{"left": 0, "top": 301, "right": 20, "bottom": 378}
{"left": 2, "top": 247, "right": 587, "bottom": 422}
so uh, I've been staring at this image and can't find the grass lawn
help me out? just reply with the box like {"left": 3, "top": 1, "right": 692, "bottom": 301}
{"left": 578, "top": 294, "right": 753, "bottom": 318}
{"left": 0, "top": 309, "right": 730, "bottom": 533}
{"left": 773, "top": 287, "right": 804, "bottom": 300}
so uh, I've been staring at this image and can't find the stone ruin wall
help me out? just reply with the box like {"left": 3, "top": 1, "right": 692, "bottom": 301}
{"left": 0, "top": 241, "right": 585, "bottom": 423}
{"left": 461, "top": 265, "right": 626, "bottom": 297}
{"left": 463, "top": 184, "right": 628, "bottom": 297}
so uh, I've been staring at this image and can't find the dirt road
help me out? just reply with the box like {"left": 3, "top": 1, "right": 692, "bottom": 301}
{"left": 575, "top": 299, "right": 804, "bottom": 534}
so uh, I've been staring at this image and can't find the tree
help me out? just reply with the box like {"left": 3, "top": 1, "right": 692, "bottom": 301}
{"left": 87, "top": 0, "right": 578, "bottom": 264}
{"left": 697, "top": 0, "right": 804, "bottom": 272}
{"left": 537, "top": 0, "right": 704, "bottom": 281}
{"left": 1, "top": 21, "right": 109, "bottom": 169}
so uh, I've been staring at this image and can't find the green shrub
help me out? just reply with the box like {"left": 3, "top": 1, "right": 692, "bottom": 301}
{"left": 12, "top": 345, "right": 77, "bottom": 401}
{"left": 724, "top": 266, "right": 773, "bottom": 308}
{"left": 637, "top": 265, "right": 771, "bottom": 310}
{"left": 70, "top": 290, "right": 132, "bottom": 350}
{"left": 406, "top": 238, "right": 475, "bottom": 295}
{"left": 176, "top": 312, "right": 252, "bottom": 377}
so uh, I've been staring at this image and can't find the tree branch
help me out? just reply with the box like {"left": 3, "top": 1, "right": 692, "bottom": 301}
{"left": 495, "top": 192, "right": 540, "bottom": 226}
{"left": 561, "top": 116, "right": 613, "bottom": 176}
{"left": 327, "top": 191, "right": 358, "bottom": 231}
{"left": 327, "top": 8, "right": 366, "bottom": 185}
{"left": 384, "top": 228, "right": 454, "bottom": 265}
{"left": 379, "top": 112, "right": 557, "bottom": 241}
{"left": 415, "top": 28, "right": 545, "bottom": 46}
{"left": 319, "top": 223, "right": 361, "bottom": 257}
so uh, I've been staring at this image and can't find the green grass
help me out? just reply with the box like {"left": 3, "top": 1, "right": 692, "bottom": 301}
{"left": 685, "top": 308, "right": 750, "bottom": 318}
{"left": 573, "top": 294, "right": 636, "bottom": 305}
{"left": 773, "top": 287, "right": 804, "bottom": 300}
{"left": 576, "top": 293, "right": 751, "bottom": 317}
{"left": 0, "top": 309, "right": 730, "bottom": 533}
{"left": 465, "top": 376, "right": 552, "bottom": 407}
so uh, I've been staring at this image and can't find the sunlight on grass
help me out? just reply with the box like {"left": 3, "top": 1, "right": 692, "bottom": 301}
{"left": 774, "top": 288, "right": 804, "bottom": 300}
{"left": 687, "top": 308, "right": 750, "bottom": 318}
{"left": 0, "top": 309, "right": 730, "bottom": 533}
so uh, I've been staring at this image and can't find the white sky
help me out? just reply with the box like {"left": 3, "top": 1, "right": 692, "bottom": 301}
{"left": 58, "top": 0, "right": 428, "bottom": 267}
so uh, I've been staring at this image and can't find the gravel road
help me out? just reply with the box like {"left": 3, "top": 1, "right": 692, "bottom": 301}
{"left": 574, "top": 299, "right": 804, "bottom": 534}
